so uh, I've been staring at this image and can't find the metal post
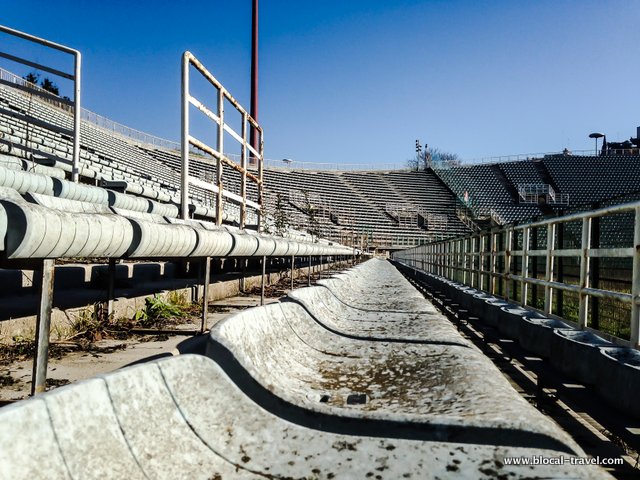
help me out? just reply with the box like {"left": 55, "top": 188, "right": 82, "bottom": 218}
{"left": 107, "top": 258, "right": 116, "bottom": 318}
{"left": 521, "top": 227, "right": 530, "bottom": 306}
{"left": 591, "top": 209, "right": 601, "bottom": 329}
{"left": 258, "top": 130, "right": 264, "bottom": 231}
{"left": 260, "top": 255, "right": 266, "bottom": 306}
{"left": 578, "top": 217, "right": 592, "bottom": 329}
{"left": 240, "top": 112, "right": 248, "bottom": 229}
{"left": 490, "top": 232, "right": 497, "bottom": 295}
{"left": 201, "top": 257, "right": 211, "bottom": 333}
{"left": 216, "top": 88, "right": 224, "bottom": 225}
{"left": 505, "top": 228, "right": 513, "bottom": 301}
{"left": 180, "top": 53, "right": 190, "bottom": 220}
{"left": 319, "top": 255, "right": 322, "bottom": 279}
{"left": 479, "top": 234, "right": 486, "bottom": 291}
{"left": 31, "top": 259, "right": 55, "bottom": 395}
{"left": 462, "top": 237, "right": 468, "bottom": 284}
{"left": 308, "top": 255, "right": 312, "bottom": 286}
{"left": 557, "top": 221, "right": 565, "bottom": 317}
{"left": 71, "top": 52, "right": 81, "bottom": 183}
{"left": 630, "top": 207, "right": 640, "bottom": 348}
{"left": 470, "top": 236, "right": 477, "bottom": 288}
{"left": 544, "top": 224, "right": 556, "bottom": 315}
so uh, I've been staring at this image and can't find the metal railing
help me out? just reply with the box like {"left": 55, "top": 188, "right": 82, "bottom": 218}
{"left": 0, "top": 24, "right": 81, "bottom": 184}
{"left": 181, "top": 51, "right": 264, "bottom": 228}
{"left": 393, "top": 200, "right": 640, "bottom": 348}
{"left": 263, "top": 158, "right": 409, "bottom": 172}
{"left": 434, "top": 150, "right": 596, "bottom": 169}
{"left": 518, "top": 183, "right": 570, "bottom": 205}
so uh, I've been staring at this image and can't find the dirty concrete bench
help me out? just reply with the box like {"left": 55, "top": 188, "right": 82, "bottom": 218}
{"left": 0, "top": 354, "right": 610, "bottom": 479}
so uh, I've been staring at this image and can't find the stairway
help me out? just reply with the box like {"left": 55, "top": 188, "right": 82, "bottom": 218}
{"left": 491, "top": 164, "right": 519, "bottom": 201}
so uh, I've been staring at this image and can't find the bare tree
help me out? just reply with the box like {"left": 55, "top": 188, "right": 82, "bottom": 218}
{"left": 407, "top": 145, "right": 459, "bottom": 170}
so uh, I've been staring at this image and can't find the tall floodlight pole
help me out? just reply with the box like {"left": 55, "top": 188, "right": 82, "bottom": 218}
{"left": 250, "top": 0, "right": 259, "bottom": 153}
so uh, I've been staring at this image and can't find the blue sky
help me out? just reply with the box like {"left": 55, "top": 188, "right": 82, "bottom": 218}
{"left": 2, "top": 0, "right": 639, "bottom": 165}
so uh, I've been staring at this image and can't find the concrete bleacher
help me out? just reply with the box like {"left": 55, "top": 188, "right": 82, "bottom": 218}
{"left": 498, "top": 160, "right": 545, "bottom": 188}
{"left": 542, "top": 155, "right": 640, "bottom": 207}
{"left": 0, "top": 259, "right": 612, "bottom": 478}
{"left": 0, "top": 83, "right": 255, "bottom": 224}
{"left": 263, "top": 168, "right": 469, "bottom": 248}
{"left": 434, "top": 163, "right": 513, "bottom": 211}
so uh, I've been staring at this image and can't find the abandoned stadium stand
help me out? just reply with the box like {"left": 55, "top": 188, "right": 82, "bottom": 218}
{"left": 542, "top": 154, "right": 640, "bottom": 207}
{"left": 0, "top": 260, "right": 612, "bottom": 478}
{"left": 263, "top": 167, "right": 469, "bottom": 248}
{"left": 0, "top": 83, "right": 251, "bottom": 224}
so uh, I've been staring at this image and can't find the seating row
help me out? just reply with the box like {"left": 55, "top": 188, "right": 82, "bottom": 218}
{"left": 410, "top": 266, "right": 640, "bottom": 420}
{"left": 0, "top": 259, "right": 610, "bottom": 478}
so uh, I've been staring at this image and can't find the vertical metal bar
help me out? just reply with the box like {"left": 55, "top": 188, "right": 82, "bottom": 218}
{"left": 308, "top": 255, "right": 312, "bottom": 286}
{"left": 290, "top": 255, "right": 295, "bottom": 290}
{"left": 240, "top": 112, "right": 247, "bottom": 229}
{"left": 630, "top": 207, "right": 640, "bottom": 348}
{"left": 557, "top": 220, "right": 565, "bottom": 317}
{"left": 590, "top": 210, "right": 601, "bottom": 329}
{"left": 201, "top": 257, "right": 210, "bottom": 333}
{"left": 462, "top": 237, "right": 468, "bottom": 284}
{"left": 578, "top": 217, "right": 592, "bottom": 329}
{"left": 180, "top": 53, "right": 190, "bottom": 220}
{"left": 521, "top": 227, "right": 530, "bottom": 305}
{"left": 216, "top": 88, "right": 224, "bottom": 225}
{"left": 319, "top": 255, "right": 322, "bottom": 279}
{"left": 451, "top": 240, "right": 455, "bottom": 279}
{"left": 479, "top": 234, "right": 486, "bottom": 291}
{"left": 504, "top": 228, "right": 513, "bottom": 301}
{"left": 260, "top": 255, "right": 266, "bottom": 306}
{"left": 470, "top": 236, "right": 476, "bottom": 288}
{"left": 490, "top": 232, "right": 497, "bottom": 295}
{"left": 544, "top": 223, "right": 556, "bottom": 315}
{"left": 107, "top": 258, "right": 116, "bottom": 318}
{"left": 31, "top": 259, "right": 55, "bottom": 395}
{"left": 258, "top": 129, "right": 264, "bottom": 231}
{"left": 71, "top": 52, "right": 81, "bottom": 183}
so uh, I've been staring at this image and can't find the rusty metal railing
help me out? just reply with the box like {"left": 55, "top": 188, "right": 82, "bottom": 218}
{"left": 393, "top": 200, "right": 640, "bottom": 349}
{"left": 0, "top": 24, "right": 81, "bottom": 183}
{"left": 180, "top": 51, "right": 264, "bottom": 228}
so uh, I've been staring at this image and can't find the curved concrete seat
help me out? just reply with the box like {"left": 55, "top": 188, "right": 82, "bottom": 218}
{"left": 319, "top": 260, "right": 431, "bottom": 312}
{"left": 289, "top": 285, "right": 462, "bottom": 344}
{"left": 0, "top": 154, "right": 66, "bottom": 178}
{"left": 497, "top": 305, "right": 546, "bottom": 339}
{"left": 226, "top": 228, "right": 260, "bottom": 256}
{"left": 597, "top": 347, "right": 640, "bottom": 419}
{"left": 0, "top": 197, "right": 351, "bottom": 259}
{"left": 0, "top": 164, "right": 55, "bottom": 196}
{"left": 26, "top": 192, "right": 113, "bottom": 214}
{"left": 519, "top": 317, "right": 572, "bottom": 358}
{"left": 207, "top": 300, "right": 583, "bottom": 456}
{"left": 0, "top": 198, "right": 134, "bottom": 258}
{"left": 550, "top": 329, "right": 612, "bottom": 386}
{"left": 0, "top": 355, "right": 608, "bottom": 479}
{"left": 0, "top": 164, "right": 179, "bottom": 218}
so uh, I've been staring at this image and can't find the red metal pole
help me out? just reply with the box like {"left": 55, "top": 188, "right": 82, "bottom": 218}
{"left": 250, "top": 0, "right": 259, "bottom": 153}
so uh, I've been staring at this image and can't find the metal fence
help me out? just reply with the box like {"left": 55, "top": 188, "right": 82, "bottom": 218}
{"left": 393, "top": 200, "right": 640, "bottom": 348}
{"left": 0, "top": 25, "right": 81, "bottom": 184}
{"left": 181, "top": 51, "right": 264, "bottom": 228}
